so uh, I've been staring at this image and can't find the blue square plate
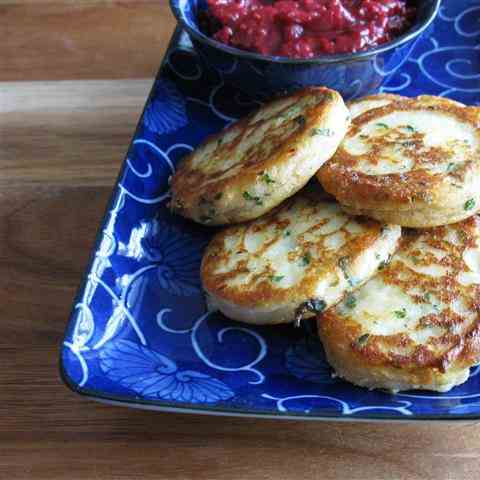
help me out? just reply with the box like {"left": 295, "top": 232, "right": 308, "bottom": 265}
{"left": 60, "top": 1, "right": 480, "bottom": 421}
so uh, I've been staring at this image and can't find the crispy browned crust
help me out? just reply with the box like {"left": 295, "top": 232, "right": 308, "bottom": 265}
{"left": 170, "top": 87, "right": 347, "bottom": 225}
{"left": 416, "top": 95, "right": 466, "bottom": 108}
{"left": 201, "top": 189, "right": 384, "bottom": 309}
{"left": 318, "top": 216, "right": 480, "bottom": 381}
{"left": 346, "top": 93, "right": 406, "bottom": 109}
{"left": 317, "top": 96, "right": 480, "bottom": 214}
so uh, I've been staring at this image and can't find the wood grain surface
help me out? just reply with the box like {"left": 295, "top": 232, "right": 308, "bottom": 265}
{"left": 0, "top": 0, "right": 174, "bottom": 81}
{"left": 2, "top": 2, "right": 480, "bottom": 479}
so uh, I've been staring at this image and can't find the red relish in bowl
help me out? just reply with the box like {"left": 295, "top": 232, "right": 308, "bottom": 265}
{"left": 198, "top": 0, "right": 416, "bottom": 58}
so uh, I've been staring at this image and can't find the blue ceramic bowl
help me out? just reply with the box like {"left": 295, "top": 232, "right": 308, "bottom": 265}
{"left": 170, "top": 0, "right": 440, "bottom": 99}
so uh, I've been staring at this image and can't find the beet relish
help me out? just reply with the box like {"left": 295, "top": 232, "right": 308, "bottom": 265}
{"left": 198, "top": 0, "right": 416, "bottom": 58}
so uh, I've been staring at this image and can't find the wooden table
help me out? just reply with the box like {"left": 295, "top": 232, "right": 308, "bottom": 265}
{"left": 1, "top": 1, "right": 479, "bottom": 478}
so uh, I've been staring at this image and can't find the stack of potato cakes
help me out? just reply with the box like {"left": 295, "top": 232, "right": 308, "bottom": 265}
{"left": 170, "top": 88, "right": 480, "bottom": 393}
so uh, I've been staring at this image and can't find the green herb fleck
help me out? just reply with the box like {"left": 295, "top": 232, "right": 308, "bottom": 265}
{"left": 405, "top": 125, "right": 416, "bottom": 133}
{"left": 446, "top": 163, "right": 456, "bottom": 173}
{"left": 378, "top": 254, "right": 392, "bottom": 271}
{"left": 458, "top": 229, "right": 468, "bottom": 243}
{"left": 270, "top": 275, "right": 284, "bottom": 282}
{"left": 376, "top": 122, "right": 388, "bottom": 129}
{"left": 306, "top": 298, "right": 326, "bottom": 314}
{"left": 301, "top": 253, "right": 311, "bottom": 266}
{"left": 345, "top": 294, "right": 357, "bottom": 309}
{"left": 261, "top": 172, "right": 275, "bottom": 184}
{"left": 357, "top": 334, "right": 370, "bottom": 346}
{"left": 243, "top": 191, "right": 263, "bottom": 206}
{"left": 286, "top": 105, "right": 302, "bottom": 118}
{"left": 423, "top": 292, "right": 432, "bottom": 303}
{"left": 338, "top": 256, "right": 348, "bottom": 271}
{"left": 294, "top": 115, "right": 306, "bottom": 128}
{"left": 294, "top": 298, "right": 327, "bottom": 326}
{"left": 375, "top": 253, "right": 381, "bottom": 260}
{"left": 338, "top": 256, "right": 354, "bottom": 286}
{"left": 359, "top": 134, "right": 369, "bottom": 140}
{"left": 394, "top": 308, "right": 407, "bottom": 319}
{"left": 214, "top": 192, "right": 223, "bottom": 200}
{"left": 464, "top": 198, "right": 476, "bottom": 211}
{"left": 284, "top": 230, "right": 291, "bottom": 237}
{"left": 411, "top": 255, "right": 420, "bottom": 265}
{"left": 311, "top": 128, "right": 334, "bottom": 137}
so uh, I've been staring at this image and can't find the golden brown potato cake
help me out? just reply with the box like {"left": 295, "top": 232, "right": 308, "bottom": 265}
{"left": 201, "top": 188, "right": 401, "bottom": 325}
{"left": 318, "top": 216, "right": 480, "bottom": 392}
{"left": 318, "top": 95, "right": 480, "bottom": 227}
{"left": 170, "top": 87, "right": 349, "bottom": 225}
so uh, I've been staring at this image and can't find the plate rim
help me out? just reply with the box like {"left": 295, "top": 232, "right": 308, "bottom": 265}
{"left": 58, "top": 358, "right": 480, "bottom": 422}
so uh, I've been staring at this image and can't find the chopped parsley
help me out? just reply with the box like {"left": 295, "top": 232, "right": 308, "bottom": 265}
{"left": 458, "top": 229, "right": 469, "bottom": 243}
{"left": 243, "top": 191, "right": 263, "bottom": 206}
{"left": 404, "top": 125, "right": 416, "bottom": 133}
{"left": 261, "top": 172, "right": 275, "bottom": 184}
{"left": 375, "top": 253, "right": 381, "bottom": 260}
{"left": 294, "top": 298, "right": 327, "bottom": 325}
{"left": 301, "top": 253, "right": 311, "bottom": 266}
{"left": 357, "top": 334, "right": 370, "bottom": 346}
{"left": 287, "top": 105, "right": 302, "bottom": 118}
{"left": 270, "top": 275, "right": 284, "bottom": 282}
{"left": 423, "top": 293, "right": 440, "bottom": 311}
{"left": 311, "top": 128, "right": 334, "bottom": 137}
{"left": 305, "top": 298, "right": 326, "bottom": 313}
{"left": 446, "top": 163, "right": 456, "bottom": 173}
{"left": 294, "top": 115, "right": 306, "bottom": 128}
{"left": 376, "top": 122, "right": 388, "bottom": 129}
{"left": 345, "top": 294, "right": 357, "bottom": 309}
{"left": 393, "top": 308, "right": 407, "bottom": 319}
{"left": 338, "top": 256, "right": 354, "bottom": 286}
{"left": 359, "top": 134, "right": 369, "bottom": 140}
{"left": 464, "top": 198, "right": 476, "bottom": 211}
{"left": 284, "top": 230, "right": 291, "bottom": 237}
{"left": 378, "top": 254, "right": 392, "bottom": 271}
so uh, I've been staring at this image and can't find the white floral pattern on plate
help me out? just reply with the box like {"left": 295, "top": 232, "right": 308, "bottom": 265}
{"left": 61, "top": 2, "right": 480, "bottom": 419}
